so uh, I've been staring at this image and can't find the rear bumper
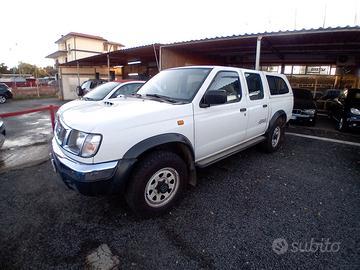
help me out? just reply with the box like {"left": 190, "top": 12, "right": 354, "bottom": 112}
{"left": 51, "top": 138, "right": 136, "bottom": 196}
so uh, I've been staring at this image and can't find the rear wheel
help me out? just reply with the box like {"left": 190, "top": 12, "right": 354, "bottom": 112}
{"left": 262, "top": 118, "right": 285, "bottom": 153}
{"left": 125, "top": 151, "right": 187, "bottom": 218}
{"left": 0, "top": 95, "right": 7, "bottom": 104}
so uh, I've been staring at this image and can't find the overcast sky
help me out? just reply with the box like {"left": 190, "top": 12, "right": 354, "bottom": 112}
{"left": 1, "top": 0, "right": 359, "bottom": 67}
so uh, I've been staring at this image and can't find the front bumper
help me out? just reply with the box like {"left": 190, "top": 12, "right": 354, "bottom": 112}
{"left": 347, "top": 116, "right": 360, "bottom": 129}
{"left": 51, "top": 138, "right": 136, "bottom": 196}
{"left": 291, "top": 113, "right": 316, "bottom": 123}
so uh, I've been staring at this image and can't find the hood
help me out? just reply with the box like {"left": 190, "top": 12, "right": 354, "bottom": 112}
{"left": 293, "top": 98, "right": 317, "bottom": 110}
{"left": 60, "top": 97, "right": 192, "bottom": 133}
{"left": 57, "top": 99, "right": 89, "bottom": 116}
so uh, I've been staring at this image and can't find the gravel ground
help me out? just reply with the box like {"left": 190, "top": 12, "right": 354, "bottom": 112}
{"left": 0, "top": 135, "right": 359, "bottom": 269}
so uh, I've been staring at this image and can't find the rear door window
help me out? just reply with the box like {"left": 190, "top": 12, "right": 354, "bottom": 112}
{"left": 245, "top": 72, "right": 264, "bottom": 100}
{"left": 266, "top": 75, "right": 289, "bottom": 95}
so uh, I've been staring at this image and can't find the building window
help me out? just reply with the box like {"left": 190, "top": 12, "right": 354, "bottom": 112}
{"left": 292, "top": 66, "right": 306, "bottom": 75}
{"left": 103, "top": 43, "right": 108, "bottom": 51}
{"left": 284, "top": 66, "right": 292, "bottom": 74}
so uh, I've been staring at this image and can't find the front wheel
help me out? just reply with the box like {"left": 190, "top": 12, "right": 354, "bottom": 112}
{"left": 125, "top": 151, "right": 187, "bottom": 218}
{"left": 337, "top": 117, "right": 347, "bottom": 131}
{"left": 0, "top": 95, "right": 7, "bottom": 104}
{"left": 262, "top": 118, "right": 285, "bottom": 153}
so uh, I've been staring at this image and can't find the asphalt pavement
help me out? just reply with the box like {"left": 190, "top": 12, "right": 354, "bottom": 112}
{"left": 0, "top": 135, "right": 359, "bottom": 269}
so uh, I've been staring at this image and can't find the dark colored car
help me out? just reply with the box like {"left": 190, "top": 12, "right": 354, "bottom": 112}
{"left": 0, "top": 83, "right": 13, "bottom": 104}
{"left": 76, "top": 79, "right": 107, "bottom": 96}
{"left": 0, "top": 117, "right": 5, "bottom": 148}
{"left": 327, "top": 88, "right": 360, "bottom": 131}
{"left": 291, "top": 88, "right": 317, "bottom": 126}
{"left": 316, "top": 89, "right": 342, "bottom": 111}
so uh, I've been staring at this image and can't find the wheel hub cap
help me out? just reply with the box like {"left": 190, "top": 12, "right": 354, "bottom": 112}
{"left": 144, "top": 167, "right": 179, "bottom": 207}
{"left": 272, "top": 127, "right": 281, "bottom": 147}
{"left": 156, "top": 180, "right": 170, "bottom": 194}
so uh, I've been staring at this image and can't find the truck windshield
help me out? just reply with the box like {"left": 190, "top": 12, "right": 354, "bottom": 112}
{"left": 83, "top": 82, "right": 120, "bottom": 101}
{"left": 137, "top": 68, "right": 211, "bottom": 102}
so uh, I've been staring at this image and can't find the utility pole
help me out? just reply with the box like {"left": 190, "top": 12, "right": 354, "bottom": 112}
{"left": 322, "top": 3, "right": 327, "bottom": 28}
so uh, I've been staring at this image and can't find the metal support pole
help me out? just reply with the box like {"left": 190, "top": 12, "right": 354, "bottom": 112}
{"left": 255, "top": 36, "right": 262, "bottom": 71}
{"left": 76, "top": 61, "right": 80, "bottom": 87}
{"left": 107, "top": 53, "right": 110, "bottom": 81}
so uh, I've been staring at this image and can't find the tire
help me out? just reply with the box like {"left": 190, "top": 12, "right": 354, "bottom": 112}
{"left": 337, "top": 117, "right": 347, "bottom": 132}
{"left": 262, "top": 118, "right": 285, "bottom": 153}
{"left": 125, "top": 151, "right": 187, "bottom": 218}
{"left": 0, "top": 95, "right": 7, "bottom": 104}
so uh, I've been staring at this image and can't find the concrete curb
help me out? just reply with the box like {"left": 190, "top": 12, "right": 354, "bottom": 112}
{"left": 0, "top": 142, "right": 51, "bottom": 174}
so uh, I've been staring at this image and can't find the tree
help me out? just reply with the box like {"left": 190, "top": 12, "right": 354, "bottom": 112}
{"left": 0, "top": 63, "right": 10, "bottom": 74}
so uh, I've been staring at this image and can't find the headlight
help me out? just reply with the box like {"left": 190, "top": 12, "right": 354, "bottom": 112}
{"left": 81, "top": 134, "right": 102, "bottom": 157}
{"left": 304, "top": 109, "right": 316, "bottom": 115}
{"left": 65, "top": 130, "right": 102, "bottom": 157}
{"left": 350, "top": 108, "right": 360, "bottom": 115}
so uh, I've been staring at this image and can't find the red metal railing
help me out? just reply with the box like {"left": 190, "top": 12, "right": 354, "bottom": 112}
{"left": 0, "top": 105, "right": 60, "bottom": 130}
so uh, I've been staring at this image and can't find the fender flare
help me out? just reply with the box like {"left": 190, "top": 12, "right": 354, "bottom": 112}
{"left": 123, "top": 133, "right": 194, "bottom": 159}
{"left": 266, "top": 110, "right": 287, "bottom": 133}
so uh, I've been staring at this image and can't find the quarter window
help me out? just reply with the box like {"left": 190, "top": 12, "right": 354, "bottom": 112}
{"left": 207, "top": 71, "right": 241, "bottom": 103}
{"left": 266, "top": 75, "right": 289, "bottom": 95}
{"left": 245, "top": 72, "right": 264, "bottom": 100}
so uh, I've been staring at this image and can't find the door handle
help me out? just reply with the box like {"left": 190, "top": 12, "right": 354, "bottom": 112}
{"left": 240, "top": 108, "right": 247, "bottom": 112}
{"left": 263, "top": 104, "right": 268, "bottom": 108}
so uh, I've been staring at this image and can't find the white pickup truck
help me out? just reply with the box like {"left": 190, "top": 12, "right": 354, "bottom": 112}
{"left": 52, "top": 66, "right": 293, "bottom": 217}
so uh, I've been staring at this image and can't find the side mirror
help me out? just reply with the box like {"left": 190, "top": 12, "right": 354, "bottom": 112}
{"left": 201, "top": 90, "right": 227, "bottom": 107}
{"left": 76, "top": 86, "right": 83, "bottom": 96}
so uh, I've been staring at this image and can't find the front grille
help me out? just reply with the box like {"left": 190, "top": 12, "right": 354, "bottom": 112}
{"left": 55, "top": 121, "right": 69, "bottom": 145}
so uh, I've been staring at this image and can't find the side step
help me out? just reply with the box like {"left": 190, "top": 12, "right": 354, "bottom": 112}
{"left": 196, "top": 136, "right": 266, "bottom": 168}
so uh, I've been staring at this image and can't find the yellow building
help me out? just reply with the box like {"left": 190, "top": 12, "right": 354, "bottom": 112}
{"left": 46, "top": 32, "right": 123, "bottom": 65}
{"left": 46, "top": 32, "right": 124, "bottom": 100}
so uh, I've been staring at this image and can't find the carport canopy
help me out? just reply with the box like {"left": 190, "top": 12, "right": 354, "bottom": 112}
{"left": 159, "top": 26, "right": 360, "bottom": 69}
{"left": 60, "top": 27, "right": 360, "bottom": 70}
{"left": 60, "top": 44, "right": 161, "bottom": 68}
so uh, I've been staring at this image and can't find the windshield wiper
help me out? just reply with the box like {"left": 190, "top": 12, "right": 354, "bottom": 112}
{"left": 145, "top": 94, "right": 179, "bottom": 103}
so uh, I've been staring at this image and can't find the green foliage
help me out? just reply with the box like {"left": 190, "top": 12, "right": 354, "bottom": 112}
{"left": 0, "top": 63, "right": 10, "bottom": 74}
{"left": 7, "top": 62, "right": 57, "bottom": 78}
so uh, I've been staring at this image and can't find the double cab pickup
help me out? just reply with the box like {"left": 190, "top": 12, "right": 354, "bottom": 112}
{"left": 52, "top": 66, "right": 293, "bottom": 217}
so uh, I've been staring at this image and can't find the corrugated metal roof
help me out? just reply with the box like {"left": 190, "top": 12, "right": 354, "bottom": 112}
{"left": 162, "top": 26, "right": 360, "bottom": 47}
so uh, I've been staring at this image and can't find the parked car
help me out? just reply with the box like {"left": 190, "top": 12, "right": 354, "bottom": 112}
{"left": 0, "top": 117, "right": 5, "bottom": 148}
{"left": 52, "top": 66, "right": 293, "bottom": 217}
{"left": 327, "top": 88, "right": 360, "bottom": 131}
{"left": 76, "top": 79, "right": 107, "bottom": 96}
{"left": 48, "top": 80, "right": 58, "bottom": 87}
{"left": 311, "top": 91, "right": 323, "bottom": 100}
{"left": 57, "top": 81, "right": 145, "bottom": 117}
{"left": 291, "top": 88, "right": 317, "bottom": 126}
{"left": 316, "top": 89, "right": 342, "bottom": 111}
{"left": 0, "top": 83, "right": 13, "bottom": 104}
